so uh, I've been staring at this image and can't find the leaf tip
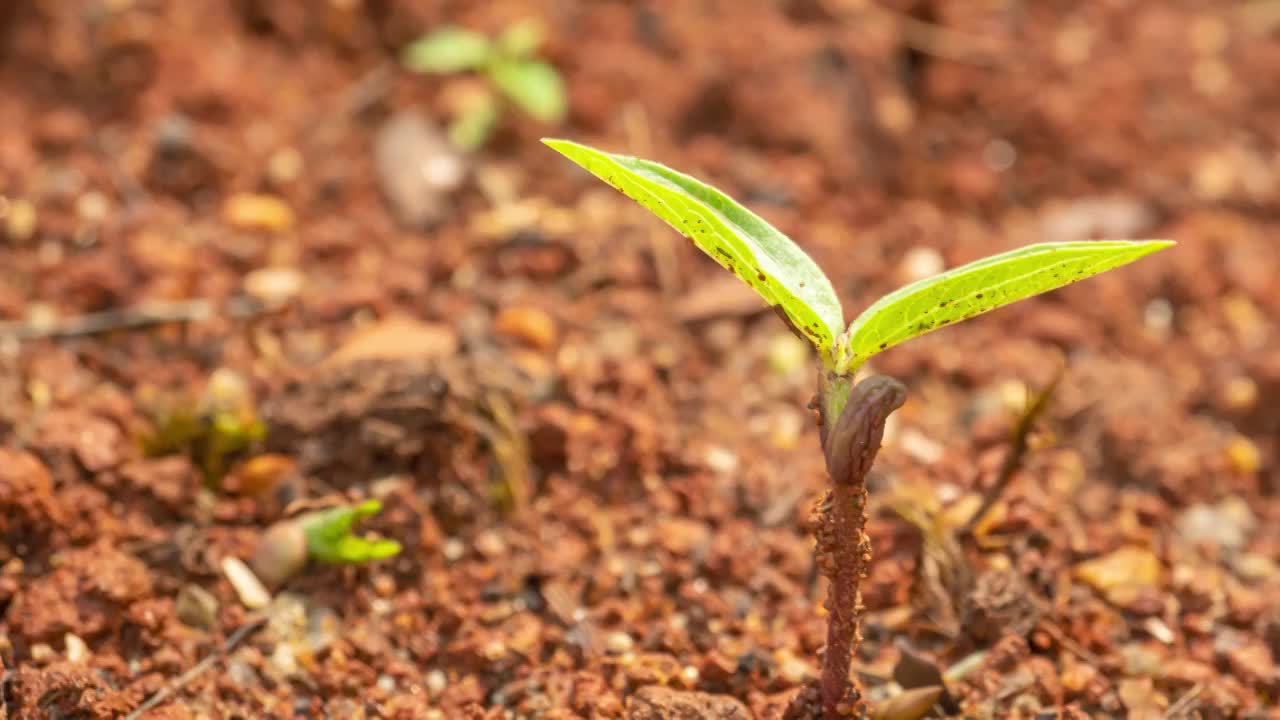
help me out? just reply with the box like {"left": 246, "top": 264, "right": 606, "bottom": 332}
{"left": 540, "top": 137, "right": 574, "bottom": 153}
{"left": 1123, "top": 238, "right": 1176, "bottom": 262}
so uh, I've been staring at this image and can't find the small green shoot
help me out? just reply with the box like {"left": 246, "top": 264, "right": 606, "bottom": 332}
{"left": 403, "top": 20, "right": 566, "bottom": 150}
{"left": 301, "top": 500, "right": 402, "bottom": 565}
{"left": 545, "top": 138, "right": 1173, "bottom": 719}
{"left": 401, "top": 27, "right": 493, "bottom": 73}
{"left": 141, "top": 370, "right": 267, "bottom": 487}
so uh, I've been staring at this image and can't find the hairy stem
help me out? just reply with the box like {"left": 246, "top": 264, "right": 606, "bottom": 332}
{"left": 813, "top": 375, "right": 906, "bottom": 718}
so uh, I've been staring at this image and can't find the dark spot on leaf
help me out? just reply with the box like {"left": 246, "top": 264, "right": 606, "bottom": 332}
{"left": 879, "top": 343, "right": 887, "bottom": 350}
{"left": 756, "top": 269, "right": 767, "bottom": 282}
{"left": 799, "top": 281, "right": 806, "bottom": 287}
{"left": 938, "top": 300, "right": 949, "bottom": 308}
{"left": 975, "top": 293, "right": 984, "bottom": 299}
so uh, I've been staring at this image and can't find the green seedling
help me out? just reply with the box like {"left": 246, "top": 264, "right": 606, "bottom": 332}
{"left": 403, "top": 19, "right": 567, "bottom": 150}
{"left": 544, "top": 138, "right": 1172, "bottom": 718}
{"left": 252, "top": 500, "right": 402, "bottom": 587}
{"left": 141, "top": 370, "right": 267, "bottom": 487}
{"left": 302, "top": 499, "right": 402, "bottom": 565}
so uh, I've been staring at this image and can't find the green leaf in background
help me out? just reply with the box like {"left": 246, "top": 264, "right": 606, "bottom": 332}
{"left": 448, "top": 94, "right": 501, "bottom": 150}
{"left": 544, "top": 139, "right": 845, "bottom": 361}
{"left": 491, "top": 60, "right": 567, "bottom": 123}
{"left": 302, "top": 499, "right": 402, "bottom": 565}
{"left": 835, "top": 240, "right": 1175, "bottom": 373}
{"left": 402, "top": 27, "right": 493, "bottom": 73}
{"left": 496, "top": 19, "right": 545, "bottom": 58}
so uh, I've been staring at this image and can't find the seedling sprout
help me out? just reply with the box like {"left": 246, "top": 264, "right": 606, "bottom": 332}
{"left": 251, "top": 500, "right": 401, "bottom": 587}
{"left": 544, "top": 138, "right": 1172, "bottom": 718}
{"left": 303, "top": 499, "right": 402, "bottom": 565}
{"left": 403, "top": 20, "right": 567, "bottom": 150}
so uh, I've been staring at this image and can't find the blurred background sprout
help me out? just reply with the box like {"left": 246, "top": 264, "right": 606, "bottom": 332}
{"left": 402, "top": 19, "right": 567, "bottom": 150}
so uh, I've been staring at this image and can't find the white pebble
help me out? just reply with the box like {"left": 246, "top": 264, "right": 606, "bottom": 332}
{"left": 900, "top": 247, "right": 945, "bottom": 283}
{"left": 243, "top": 267, "right": 304, "bottom": 306}
{"left": 704, "top": 446, "right": 738, "bottom": 474}
{"left": 426, "top": 669, "right": 448, "bottom": 696}
{"left": 442, "top": 537, "right": 465, "bottom": 562}
{"left": 222, "top": 556, "right": 272, "bottom": 610}
{"left": 64, "top": 633, "right": 89, "bottom": 664}
{"left": 269, "top": 643, "right": 298, "bottom": 676}
{"left": 606, "top": 631, "right": 635, "bottom": 654}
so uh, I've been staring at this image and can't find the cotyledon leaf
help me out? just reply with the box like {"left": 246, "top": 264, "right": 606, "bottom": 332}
{"left": 543, "top": 139, "right": 845, "bottom": 361}
{"left": 834, "top": 240, "right": 1174, "bottom": 374}
{"left": 302, "top": 500, "right": 402, "bottom": 565}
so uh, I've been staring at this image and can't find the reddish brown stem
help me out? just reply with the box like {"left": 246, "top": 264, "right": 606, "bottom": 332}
{"left": 814, "top": 376, "right": 906, "bottom": 718}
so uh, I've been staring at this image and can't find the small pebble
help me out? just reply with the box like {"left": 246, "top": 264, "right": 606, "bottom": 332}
{"left": 442, "top": 537, "right": 466, "bottom": 562}
{"left": 372, "top": 573, "right": 396, "bottom": 598}
{"left": 482, "top": 639, "right": 507, "bottom": 661}
{"left": 1233, "top": 553, "right": 1278, "bottom": 581}
{"left": 4, "top": 198, "right": 37, "bottom": 243}
{"left": 899, "top": 247, "right": 945, "bottom": 283}
{"left": 606, "top": 631, "right": 635, "bottom": 654}
{"left": 223, "top": 193, "right": 295, "bottom": 232}
{"left": 175, "top": 584, "right": 220, "bottom": 630}
{"left": 1225, "top": 435, "right": 1261, "bottom": 475}
{"left": 474, "top": 530, "right": 505, "bottom": 559}
{"left": 1143, "top": 617, "right": 1175, "bottom": 644}
{"left": 269, "top": 643, "right": 298, "bottom": 676}
{"left": 426, "top": 669, "right": 448, "bottom": 697}
{"left": 76, "top": 192, "right": 110, "bottom": 225}
{"left": 231, "top": 454, "right": 296, "bottom": 497}
{"left": 267, "top": 147, "right": 304, "bottom": 185}
{"left": 243, "top": 267, "right": 304, "bottom": 306}
{"left": 376, "top": 674, "right": 396, "bottom": 692}
{"left": 64, "top": 633, "right": 89, "bottom": 664}
{"left": 1222, "top": 376, "right": 1258, "bottom": 412}
{"left": 222, "top": 556, "right": 272, "bottom": 609}
{"left": 1143, "top": 298, "right": 1174, "bottom": 336}
{"left": 203, "top": 368, "right": 252, "bottom": 414}
{"left": 494, "top": 307, "right": 559, "bottom": 350}
{"left": 704, "top": 446, "right": 738, "bottom": 475}
{"left": 31, "top": 643, "right": 55, "bottom": 664}
{"left": 1176, "top": 497, "right": 1256, "bottom": 552}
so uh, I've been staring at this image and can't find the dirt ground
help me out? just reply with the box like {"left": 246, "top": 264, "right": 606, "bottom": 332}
{"left": 1, "top": 1, "right": 1279, "bottom": 718}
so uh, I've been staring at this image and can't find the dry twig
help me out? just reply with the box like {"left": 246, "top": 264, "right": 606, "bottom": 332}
{"left": 963, "top": 367, "right": 1063, "bottom": 536}
{"left": 0, "top": 296, "right": 273, "bottom": 341}
{"left": 123, "top": 614, "right": 268, "bottom": 720}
